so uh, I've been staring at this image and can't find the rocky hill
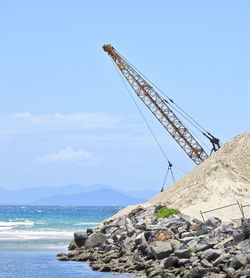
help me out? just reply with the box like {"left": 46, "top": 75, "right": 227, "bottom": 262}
{"left": 112, "top": 134, "right": 250, "bottom": 222}
{"left": 149, "top": 134, "right": 250, "bottom": 221}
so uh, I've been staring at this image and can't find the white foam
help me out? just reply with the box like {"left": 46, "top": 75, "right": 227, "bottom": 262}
{"left": 0, "top": 227, "right": 13, "bottom": 231}
{"left": 75, "top": 222, "right": 100, "bottom": 226}
{"left": 0, "top": 230, "right": 73, "bottom": 240}
{"left": 0, "top": 220, "right": 34, "bottom": 227}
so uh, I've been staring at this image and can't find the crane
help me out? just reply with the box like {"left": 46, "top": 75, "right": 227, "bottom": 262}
{"left": 103, "top": 44, "right": 220, "bottom": 165}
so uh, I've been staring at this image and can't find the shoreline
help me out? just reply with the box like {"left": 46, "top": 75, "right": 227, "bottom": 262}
{"left": 58, "top": 203, "right": 250, "bottom": 278}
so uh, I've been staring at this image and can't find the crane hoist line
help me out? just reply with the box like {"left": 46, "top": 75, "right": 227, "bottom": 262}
{"left": 103, "top": 44, "right": 220, "bottom": 165}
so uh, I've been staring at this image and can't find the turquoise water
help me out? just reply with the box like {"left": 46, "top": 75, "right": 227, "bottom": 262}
{"left": 0, "top": 206, "right": 132, "bottom": 278}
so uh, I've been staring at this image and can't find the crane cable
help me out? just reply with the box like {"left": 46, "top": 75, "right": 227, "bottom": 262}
{"left": 115, "top": 50, "right": 211, "bottom": 153}
{"left": 116, "top": 50, "right": 218, "bottom": 146}
{"left": 162, "top": 99, "right": 211, "bottom": 151}
{"left": 109, "top": 54, "right": 187, "bottom": 174}
{"left": 109, "top": 56, "right": 180, "bottom": 190}
{"left": 117, "top": 50, "right": 208, "bottom": 133}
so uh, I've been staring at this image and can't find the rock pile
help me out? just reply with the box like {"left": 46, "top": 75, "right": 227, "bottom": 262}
{"left": 58, "top": 203, "right": 250, "bottom": 278}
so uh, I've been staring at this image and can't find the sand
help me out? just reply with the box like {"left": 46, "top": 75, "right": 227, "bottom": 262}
{"left": 111, "top": 134, "right": 250, "bottom": 222}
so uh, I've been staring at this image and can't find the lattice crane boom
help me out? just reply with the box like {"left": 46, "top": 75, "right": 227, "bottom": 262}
{"left": 103, "top": 44, "right": 209, "bottom": 165}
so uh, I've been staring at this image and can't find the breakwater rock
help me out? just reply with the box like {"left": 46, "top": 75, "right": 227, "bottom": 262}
{"left": 58, "top": 204, "right": 250, "bottom": 277}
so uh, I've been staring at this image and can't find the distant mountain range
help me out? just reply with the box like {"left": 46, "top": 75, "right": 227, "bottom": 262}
{"left": 0, "top": 184, "right": 157, "bottom": 206}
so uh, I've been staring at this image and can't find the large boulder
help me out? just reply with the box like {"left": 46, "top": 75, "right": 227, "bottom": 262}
{"left": 154, "top": 230, "right": 174, "bottom": 241}
{"left": 201, "top": 258, "right": 213, "bottom": 268}
{"left": 101, "top": 224, "right": 118, "bottom": 235}
{"left": 213, "top": 254, "right": 231, "bottom": 267}
{"left": 74, "top": 232, "right": 88, "bottom": 248}
{"left": 182, "top": 267, "right": 210, "bottom": 278}
{"left": 125, "top": 217, "right": 136, "bottom": 237}
{"left": 233, "top": 224, "right": 250, "bottom": 245}
{"left": 205, "top": 217, "right": 222, "bottom": 229}
{"left": 174, "top": 248, "right": 192, "bottom": 259}
{"left": 84, "top": 233, "right": 107, "bottom": 249}
{"left": 148, "top": 241, "right": 173, "bottom": 259}
{"left": 240, "top": 240, "right": 250, "bottom": 254}
{"left": 188, "top": 236, "right": 217, "bottom": 253}
{"left": 200, "top": 249, "right": 222, "bottom": 262}
{"left": 134, "top": 233, "right": 146, "bottom": 246}
{"left": 229, "top": 254, "right": 250, "bottom": 270}
{"left": 161, "top": 256, "right": 179, "bottom": 268}
{"left": 68, "top": 240, "right": 77, "bottom": 250}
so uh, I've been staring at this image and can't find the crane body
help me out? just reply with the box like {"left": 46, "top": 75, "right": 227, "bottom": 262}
{"left": 103, "top": 44, "right": 219, "bottom": 165}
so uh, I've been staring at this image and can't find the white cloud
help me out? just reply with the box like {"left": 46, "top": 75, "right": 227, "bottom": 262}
{"left": 0, "top": 112, "right": 122, "bottom": 135}
{"left": 37, "top": 147, "right": 93, "bottom": 163}
{"left": 11, "top": 112, "right": 121, "bottom": 127}
{"left": 0, "top": 111, "right": 166, "bottom": 156}
{"left": 12, "top": 112, "right": 33, "bottom": 119}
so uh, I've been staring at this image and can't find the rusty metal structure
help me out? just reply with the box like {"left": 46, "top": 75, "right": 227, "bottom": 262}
{"left": 103, "top": 44, "right": 219, "bottom": 165}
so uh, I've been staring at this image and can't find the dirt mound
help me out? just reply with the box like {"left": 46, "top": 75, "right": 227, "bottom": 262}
{"left": 148, "top": 134, "right": 250, "bottom": 221}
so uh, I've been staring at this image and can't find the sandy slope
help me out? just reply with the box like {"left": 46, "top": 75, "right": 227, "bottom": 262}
{"left": 111, "top": 134, "right": 250, "bottom": 222}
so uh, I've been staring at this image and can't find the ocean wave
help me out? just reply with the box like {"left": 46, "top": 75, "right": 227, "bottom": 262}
{"left": 35, "top": 221, "right": 47, "bottom": 225}
{"left": 0, "top": 220, "right": 34, "bottom": 228}
{"left": 0, "top": 230, "right": 73, "bottom": 241}
{"left": 0, "top": 227, "right": 13, "bottom": 231}
{"left": 74, "top": 222, "right": 100, "bottom": 226}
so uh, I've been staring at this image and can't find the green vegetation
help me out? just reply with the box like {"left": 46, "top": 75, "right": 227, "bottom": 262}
{"left": 155, "top": 207, "right": 181, "bottom": 219}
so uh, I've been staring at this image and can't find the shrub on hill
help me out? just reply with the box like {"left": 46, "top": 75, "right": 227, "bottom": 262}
{"left": 155, "top": 207, "right": 181, "bottom": 219}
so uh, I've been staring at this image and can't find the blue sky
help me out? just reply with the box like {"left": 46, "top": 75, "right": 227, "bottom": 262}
{"left": 0, "top": 1, "right": 249, "bottom": 190}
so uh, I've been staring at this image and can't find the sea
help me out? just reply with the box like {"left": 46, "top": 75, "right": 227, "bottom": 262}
{"left": 0, "top": 206, "right": 133, "bottom": 278}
